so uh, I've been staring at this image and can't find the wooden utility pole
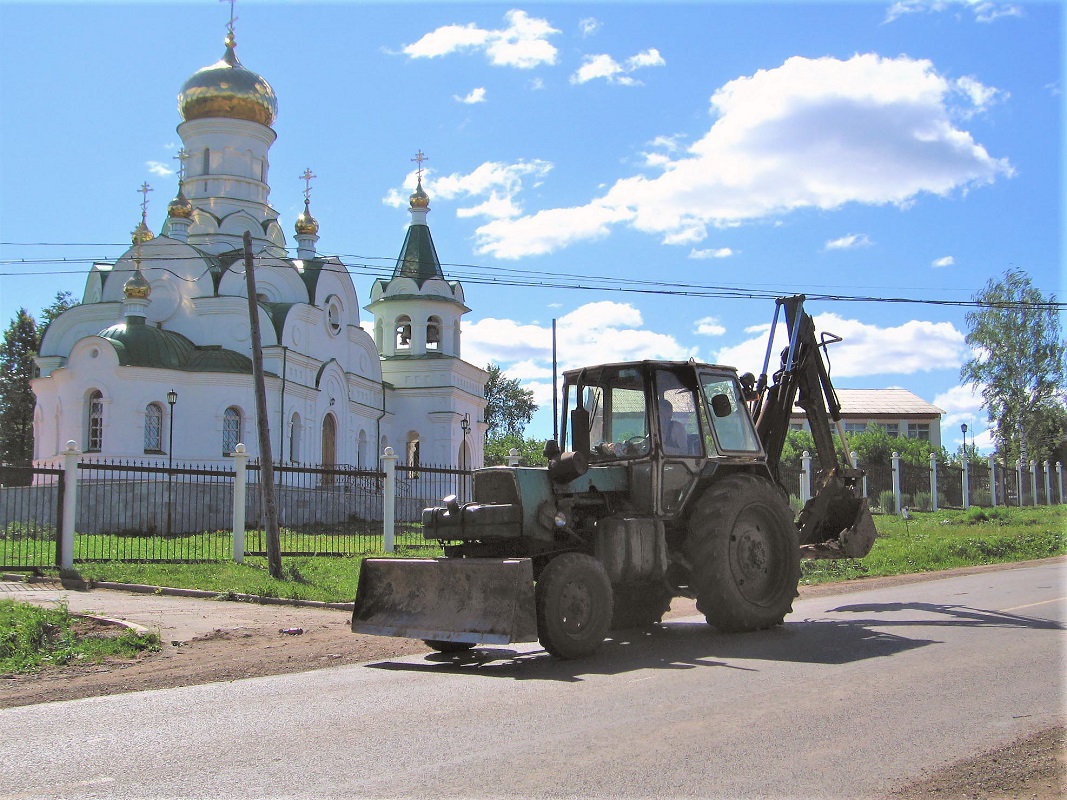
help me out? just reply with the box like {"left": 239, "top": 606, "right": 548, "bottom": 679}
{"left": 242, "top": 232, "right": 283, "bottom": 579}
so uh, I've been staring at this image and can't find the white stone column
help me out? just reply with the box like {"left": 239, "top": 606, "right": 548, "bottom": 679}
{"left": 892, "top": 451, "right": 902, "bottom": 515}
{"left": 1030, "top": 460, "right": 1039, "bottom": 507}
{"left": 507, "top": 448, "right": 521, "bottom": 467}
{"left": 962, "top": 458, "right": 970, "bottom": 510}
{"left": 1017, "top": 460, "right": 1025, "bottom": 507}
{"left": 930, "top": 452, "right": 939, "bottom": 512}
{"left": 1043, "top": 461, "right": 1052, "bottom": 506}
{"left": 383, "top": 447, "right": 397, "bottom": 553}
{"left": 800, "top": 451, "right": 811, "bottom": 504}
{"left": 60, "top": 441, "right": 80, "bottom": 571}
{"left": 988, "top": 456, "right": 997, "bottom": 507}
{"left": 232, "top": 444, "right": 247, "bottom": 563}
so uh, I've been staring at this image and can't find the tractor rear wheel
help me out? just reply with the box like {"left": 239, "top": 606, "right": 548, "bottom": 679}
{"left": 686, "top": 473, "right": 800, "bottom": 632}
{"left": 536, "top": 552, "right": 613, "bottom": 659}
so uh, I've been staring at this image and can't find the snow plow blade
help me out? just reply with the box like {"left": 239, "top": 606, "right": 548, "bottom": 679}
{"left": 351, "top": 558, "right": 538, "bottom": 645}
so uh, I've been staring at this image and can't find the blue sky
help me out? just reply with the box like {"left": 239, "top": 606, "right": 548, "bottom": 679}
{"left": 0, "top": 0, "right": 1062, "bottom": 452}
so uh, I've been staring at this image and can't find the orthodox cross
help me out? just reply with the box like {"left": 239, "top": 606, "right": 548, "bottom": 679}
{"left": 411, "top": 150, "right": 428, "bottom": 181}
{"left": 300, "top": 168, "right": 316, "bottom": 202}
{"left": 138, "top": 182, "right": 153, "bottom": 220}
{"left": 173, "top": 148, "right": 189, "bottom": 182}
{"left": 220, "top": 0, "right": 238, "bottom": 35}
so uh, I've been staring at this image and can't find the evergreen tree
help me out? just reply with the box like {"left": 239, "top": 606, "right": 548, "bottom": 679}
{"left": 0, "top": 309, "right": 39, "bottom": 465}
{"left": 960, "top": 270, "right": 1067, "bottom": 463}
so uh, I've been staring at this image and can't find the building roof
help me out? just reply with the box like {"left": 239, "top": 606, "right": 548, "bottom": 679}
{"left": 793, "top": 388, "right": 944, "bottom": 417}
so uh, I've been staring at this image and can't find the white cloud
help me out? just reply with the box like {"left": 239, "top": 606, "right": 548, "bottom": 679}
{"left": 935, "top": 383, "right": 992, "bottom": 451}
{"left": 825, "top": 233, "right": 873, "bottom": 251}
{"left": 146, "top": 161, "right": 174, "bottom": 177}
{"left": 571, "top": 48, "right": 665, "bottom": 85}
{"left": 885, "top": 0, "right": 1024, "bottom": 24}
{"left": 932, "top": 255, "right": 955, "bottom": 267}
{"left": 383, "top": 159, "right": 553, "bottom": 221}
{"left": 454, "top": 87, "right": 487, "bottom": 104}
{"left": 695, "top": 316, "right": 727, "bottom": 336}
{"left": 714, "top": 313, "right": 967, "bottom": 378}
{"left": 688, "top": 247, "right": 735, "bottom": 259}
{"left": 579, "top": 17, "right": 600, "bottom": 37}
{"left": 462, "top": 302, "right": 698, "bottom": 393}
{"left": 402, "top": 10, "right": 559, "bottom": 69}
{"left": 475, "top": 53, "right": 1013, "bottom": 259}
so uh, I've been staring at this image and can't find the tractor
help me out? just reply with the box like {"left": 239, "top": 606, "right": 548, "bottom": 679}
{"left": 352, "top": 296, "right": 877, "bottom": 658}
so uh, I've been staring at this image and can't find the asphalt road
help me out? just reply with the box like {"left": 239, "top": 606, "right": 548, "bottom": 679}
{"left": 1, "top": 562, "right": 1064, "bottom": 800}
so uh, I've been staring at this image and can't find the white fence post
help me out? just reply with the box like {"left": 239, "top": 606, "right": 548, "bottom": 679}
{"left": 930, "top": 452, "right": 939, "bottom": 512}
{"left": 962, "top": 458, "right": 970, "bottom": 510}
{"left": 506, "top": 448, "right": 521, "bottom": 467}
{"left": 892, "top": 451, "right": 902, "bottom": 515}
{"left": 1058, "top": 463, "right": 1064, "bottom": 505}
{"left": 988, "top": 456, "right": 997, "bottom": 507}
{"left": 60, "top": 441, "right": 80, "bottom": 571}
{"left": 1043, "top": 461, "right": 1052, "bottom": 506}
{"left": 1017, "top": 460, "right": 1024, "bottom": 507}
{"left": 851, "top": 451, "right": 866, "bottom": 498}
{"left": 800, "top": 451, "right": 811, "bottom": 504}
{"left": 383, "top": 447, "right": 397, "bottom": 553}
{"left": 1030, "top": 460, "right": 1039, "bottom": 507}
{"left": 232, "top": 444, "right": 247, "bottom": 563}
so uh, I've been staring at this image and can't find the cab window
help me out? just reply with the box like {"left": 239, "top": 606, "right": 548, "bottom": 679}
{"left": 699, "top": 374, "right": 762, "bottom": 453}
{"left": 580, "top": 369, "right": 650, "bottom": 461}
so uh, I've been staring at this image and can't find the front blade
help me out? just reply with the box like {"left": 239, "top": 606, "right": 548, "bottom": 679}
{"left": 351, "top": 558, "right": 538, "bottom": 644}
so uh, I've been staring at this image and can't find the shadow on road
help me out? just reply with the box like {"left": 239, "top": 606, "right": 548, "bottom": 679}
{"left": 365, "top": 599, "right": 1062, "bottom": 683}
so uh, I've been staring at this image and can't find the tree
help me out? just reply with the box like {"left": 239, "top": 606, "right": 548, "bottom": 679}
{"left": 960, "top": 270, "right": 1067, "bottom": 464}
{"left": 483, "top": 364, "right": 537, "bottom": 438}
{"left": 0, "top": 309, "right": 39, "bottom": 465}
{"left": 484, "top": 434, "right": 549, "bottom": 467}
{"left": 38, "top": 290, "right": 79, "bottom": 344}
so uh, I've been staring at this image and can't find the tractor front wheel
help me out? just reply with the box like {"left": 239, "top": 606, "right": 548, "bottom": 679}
{"left": 536, "top": 553, "right": 613, "bottom": 659}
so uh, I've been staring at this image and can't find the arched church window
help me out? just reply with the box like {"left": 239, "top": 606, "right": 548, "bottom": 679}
{"left": 395, "top": 316, "right": 412, "bottom": 350}
{"left": 223, "top": 407, "right": 242, "bottom": 455}
{"left": 144, "top": 403, "right": 164, "bottom": 453}
{"left": 86, "top": 390, "right": 104, "bottom": 452}
{"left": 426, "top": 316, "right": 442, "bottom": 351}
{"left": 357, "top": 430, "right": 368, "bottom": 470}
{"left": 326, "top": 297, "right": 342, "bottom": 336}
{"left": 202, "top": 148, "right": 210, "bottom": 175}
{"left": 289, "top": 412, "right": 302, "bottom": 462}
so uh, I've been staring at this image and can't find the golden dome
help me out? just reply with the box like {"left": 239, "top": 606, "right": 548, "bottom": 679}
{"left": 178, "top": 32, "right": 278, "bottom": 127}
{"left": 123, "top": 269, "right": 152, "bottom": 300}
{"left": 131, "top": 219, "right": 155, "bottom": 245}
{"left": 409, "top": 178, "right": 430, "bottom": 209}
{"left": 295, "top": 198, "right": 319, "bottom": 235}
{"left": 168, "top": 183, "right": 193, "bottom": 219}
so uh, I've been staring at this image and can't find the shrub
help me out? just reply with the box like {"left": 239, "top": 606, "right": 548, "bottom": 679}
{"left": 971, "top": 489, "right": 992, "bottom": 508}
{"left": 912, "top": 492, "right": 932, "bottom": 511}
{"left": 878, "top": 490, "right": 896, "bottom": 514}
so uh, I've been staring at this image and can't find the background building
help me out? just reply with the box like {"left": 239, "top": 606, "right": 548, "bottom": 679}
{"left": 790, "top": 389, "right": 945, "bottom": 448}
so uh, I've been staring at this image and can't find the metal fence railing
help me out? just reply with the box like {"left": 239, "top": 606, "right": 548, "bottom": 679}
{"left": 0, "top": 465, "right": 63, "bottom": 571}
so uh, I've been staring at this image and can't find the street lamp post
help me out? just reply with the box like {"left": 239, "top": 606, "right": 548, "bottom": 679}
{"left": 167, "top": 390, "right": 177, "bottom": 535}
{"left": 961, "top": 423, "right": 968, "bottom": 459}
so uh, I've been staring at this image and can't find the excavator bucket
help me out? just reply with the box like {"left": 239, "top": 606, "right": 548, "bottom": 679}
{"left": 797, "top": 475, "right": 879, "bottom": 560}
{"left": 351, "top": 557, "right": 538, "bottom": 645}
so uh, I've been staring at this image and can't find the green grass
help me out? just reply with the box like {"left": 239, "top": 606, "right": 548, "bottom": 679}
{"left": 801, "top": 505, "right": 1066, "bottom": 584}
{"left": 0, "top": 599, "right": 160, "bottom": 675}
{"left": 14, "top": 507, "right": 1065, "bottom": 604}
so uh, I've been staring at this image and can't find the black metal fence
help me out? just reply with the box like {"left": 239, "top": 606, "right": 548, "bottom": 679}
{"left": 244, "top": 462, "right": 388, "bottom": 556}
{"left": 0, "top": 465, "right": 63, "bottom": 571}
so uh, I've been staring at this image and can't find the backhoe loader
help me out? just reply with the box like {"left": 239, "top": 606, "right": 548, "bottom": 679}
{"left": 352, "top": 296, "right": 877, "bottom": 659}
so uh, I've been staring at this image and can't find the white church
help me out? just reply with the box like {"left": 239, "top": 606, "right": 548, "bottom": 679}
{"left": 31, "top": 26, "right": 488, "bottom": 473}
